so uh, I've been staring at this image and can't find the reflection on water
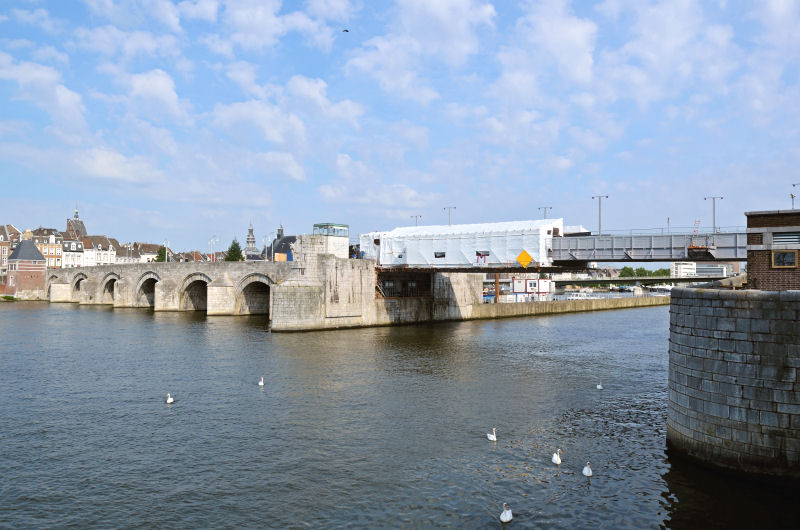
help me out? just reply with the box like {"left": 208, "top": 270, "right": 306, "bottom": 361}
{"left": 0, "top": 302, "right": 796, "bottom": 528}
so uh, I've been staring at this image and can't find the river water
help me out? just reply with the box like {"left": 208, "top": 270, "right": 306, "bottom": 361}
{"left": 0, "top": 303, "right": 796, "bottom": 528}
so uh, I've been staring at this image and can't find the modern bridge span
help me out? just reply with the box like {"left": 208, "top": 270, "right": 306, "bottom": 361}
{"left": 550, "top": 232, "right": 746, "bottom": 264}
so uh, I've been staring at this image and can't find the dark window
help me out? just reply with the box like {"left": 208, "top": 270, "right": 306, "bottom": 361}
{"left": 434, "top": 251, "right": 446, "bottom": 258}
{"left": 772, "top": 250, "right": 798, "bottom": 268}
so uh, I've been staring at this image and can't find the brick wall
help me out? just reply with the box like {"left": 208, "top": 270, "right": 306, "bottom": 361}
{"left": 747, "top": 250, "right": 800, "bottom": 290}
{"left": 667, "top": 287, "right": 800, "bottom": 478}
{"left": 748, "top": 213, "right": 800, "bottom": 227}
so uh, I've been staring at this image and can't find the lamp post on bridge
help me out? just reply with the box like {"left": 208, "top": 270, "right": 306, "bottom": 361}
{"left": 163, "top": 239, "right": 170, "bottom": 263}
{"left": 443, "top": 207, "right": 456, "bottom": 226}
{"left": 704, "top": 196, "right": 723, "bottom": 234}
{"left": 410, "top": 215, "right": 422, "bottom": 226}
{"left": 538, "top": 206, "right": 552, "bottom": 219}
{"left": 793, "top": 184, "right": 800, "bottom": 209}
{"left": 592, "top": 195, "right": 608, "bottom": 235}
{"left": 209, "top": 235, "right": 219, "bottom": 263}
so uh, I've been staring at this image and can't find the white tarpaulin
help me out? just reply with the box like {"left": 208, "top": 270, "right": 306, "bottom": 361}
{"left": 360, "top": 219, "right": 563, "bottom": 267}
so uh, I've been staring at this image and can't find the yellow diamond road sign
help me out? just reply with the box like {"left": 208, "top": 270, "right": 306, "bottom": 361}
{"left": 516, "top": 250, "right": 533, "bottom": 268}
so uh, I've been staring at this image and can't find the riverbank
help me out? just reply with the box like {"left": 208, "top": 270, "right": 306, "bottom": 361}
{"left": 468, "top": 294, "right": 671, "bottom": 321}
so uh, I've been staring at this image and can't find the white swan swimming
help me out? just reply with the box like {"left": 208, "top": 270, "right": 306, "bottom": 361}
{"left": 500, "top": 503, "right": 513, "bottom": 523}
{"left": 487, "top": 427, "right": 497, "bottom": 442}
{"left": 597, "top": 382, "right": 603, "bottom": 390}
{"left": 258, "top": 376, "right": 264, "bottom": 387}
{"left": 552, "top": 448, "right": 562, "bottom": 465}
{"left": 583, "top": 461, "right": 592, "bottom": 477}
{"left": 165, "top": 393, "right": 174, "bottom": 404}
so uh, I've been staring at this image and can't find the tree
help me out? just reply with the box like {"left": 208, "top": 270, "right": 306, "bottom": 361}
{"left": 653, "top": 268, "right": 670, "bottom": 277}
{"left": 619, "top": 266, "right": 635, "bottom": 277}
{"left": 635, "top": 267, "right": 649, "bottom": 277}
{"left": 154, "top": 246, "right": 167, "bottom": 262}
{"left": 225, "top": 239, "right": 243, "bottom": 261}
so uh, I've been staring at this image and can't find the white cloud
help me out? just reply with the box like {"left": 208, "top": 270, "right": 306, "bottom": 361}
{"left": 286, "top": 75, "right": 363, "bottom": 126}
{"left": 75, "top": 147, "right": 164, "bottom": 182}
{"left": 127, "top": 69, "right": 191, "bottom": 122}
{"left": 307, "top": 0, "right": 354, "bottom": 22}
{"left": 12, "top": 8, "right": 61, "bottom": 34}
{"left": 395, "top": 0, "right": 495, "bottom": 67}
{"left": 516, "top": 0, "right": 597, "bottom": 84}
{"left": 319, "top": 152, "right": 438, "bottom": 217}
{"left": 256, "top": 151, "right": 305, "bottom": 181}
{"left": 226, "top": 61, "right": 268, "bottom": 98}
{"left": 179, "top": 0, "right": 219, "bottom": 22}
{"left": 72, "top": 25, "right": 180, "bottom": 60}
{"left": 218, "top": 0, "right": 335, "bottom": 52}
{"left": 0, "top": 51, "right": 86, "bottom": 140}
{"left": 144, "top": 0, "right": 182, "bottom": 33}
{"left": 212, "top": 99, "right": 306, "bottom": 147}
{"left": 347, "top": 35, "right": 439, "bottom": 104}
{"left": 347, "top": 0, "right": 494, "bottom": 103}
{"left": 32, "top": 45, "right": 70, "bottom": 64}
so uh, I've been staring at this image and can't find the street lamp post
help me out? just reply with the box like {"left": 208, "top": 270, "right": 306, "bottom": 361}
{"left": 792, "top": 193, "right": 796, "bottom": 209}
{"left": 443, "top": 206, "right": 456, "bottom": 226}
{"left": 592, "top": 195, "right": 608, "bottom": 235}
{"left": 163, "top": 239, "right": 170, "bottom": 262}
{"left": 704, "top": 196, "right": 723, "bottom": 234}
{"left": 208, "top": 235, "right": 219, "bottom": 262}
{"left": 411, "top": 215, "right": 422, "bottom": 226}
{"left": 538, "top": 206, "right": 552, "bottom": 219}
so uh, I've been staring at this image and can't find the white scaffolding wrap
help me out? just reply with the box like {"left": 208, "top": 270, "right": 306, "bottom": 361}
{"left": 360, "top": 219, "right": 563, "bottom": 268}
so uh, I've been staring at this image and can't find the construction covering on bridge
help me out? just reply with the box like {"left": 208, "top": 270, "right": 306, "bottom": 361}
{"left": 360, "top": 219, "right": 564, "bottom": 268}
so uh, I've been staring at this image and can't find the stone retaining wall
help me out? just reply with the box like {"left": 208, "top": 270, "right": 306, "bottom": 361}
{"left": 667, "top": 287, "right": 800, "bottom": 477}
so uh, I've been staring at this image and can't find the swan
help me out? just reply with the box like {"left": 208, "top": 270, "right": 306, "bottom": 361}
{"left": 165, "top": 393, "right": 174, "bottom": 404}
{"left": 597, "top": 382, "right": 603, "bottom": 390}
{"left": 552, "top": 448, "right": 562, "bottom": 465}
{"left": 583, "top": 461, "right": 592, "bottom": 477}
{"left": 500, "top": 503, "right": 513, "bottom": 523}
{"left": 258, "top": 376, "right": 264, "bottom": 387}
{"left": 487, "top": 427, "right": 497, "bottom": 442}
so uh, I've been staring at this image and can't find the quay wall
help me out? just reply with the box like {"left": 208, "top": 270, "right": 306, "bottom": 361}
{"left": 667, "top": 287, "right": 800, "bottom": 478}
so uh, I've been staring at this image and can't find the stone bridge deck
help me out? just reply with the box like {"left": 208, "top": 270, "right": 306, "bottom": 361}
{"left": 47, "top": 261, "right": 298, "bottom": 316}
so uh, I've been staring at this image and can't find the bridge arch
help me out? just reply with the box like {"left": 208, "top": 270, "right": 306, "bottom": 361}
{"left": 234, "top": 273, "right": 274, "bottom": 315}
{"left": 135, "top": 271, "right": 161, "bottom": 308}
{"left": 71, "top": 272, "right": 88, "bottom": 302}
{"left": 180, "top": 272, "right": 212, "bottom": 312}
{"left": 100, "top": 272, "right": 120, "bottom": 305}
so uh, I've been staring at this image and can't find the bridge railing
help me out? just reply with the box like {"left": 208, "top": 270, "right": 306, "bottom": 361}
{"left": 592, "top": 225, "right": 746, "bottom": 236}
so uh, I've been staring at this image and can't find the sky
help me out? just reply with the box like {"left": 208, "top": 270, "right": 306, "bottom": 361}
{"left": 0, "top": 0, "right": 799, "bottom": 252}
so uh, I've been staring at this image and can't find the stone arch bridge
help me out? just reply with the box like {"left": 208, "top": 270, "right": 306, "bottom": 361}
{"left": 47, "top": 261, "right": 298, "bottom": 316}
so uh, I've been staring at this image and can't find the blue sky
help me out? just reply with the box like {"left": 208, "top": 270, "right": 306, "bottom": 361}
{"left": 1, "top": 0, "right": 799, "bottom": 251}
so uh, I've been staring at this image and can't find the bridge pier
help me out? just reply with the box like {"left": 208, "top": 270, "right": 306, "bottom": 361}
{"left": 49, "top": 282, "right": 71, "bottom": 303}
{"left": 208, "top": 275, "right": 234, "bottom": 315}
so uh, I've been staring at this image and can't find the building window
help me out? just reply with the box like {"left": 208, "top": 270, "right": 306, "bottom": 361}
{"left": 56, "top": 248, "right": 61, "bottom": 255}
{"left": 56, "top": 259, "right": 61, "bottom": 266}
{"left": 434, "top": 251, "right": 446, "bottom": 258}
{"left": 71, "top": 242, "right": 76, "bottom": 251}
{"left": 771, "top": 250, "right": 798, "bottom": 268}
{"left": 1, "top": 247, "right": 6, "bottom": 255}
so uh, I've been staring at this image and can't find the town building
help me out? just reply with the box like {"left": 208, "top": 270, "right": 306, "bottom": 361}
{"left": 61, "top": 238, "right": 85, "bottom": 268}
{"left": 31, "top": 228, "right": 64, "bottom": 269}
{"left": 133, "top": 242, "right": 162, "bottom": 263}
{"left": 81, "top": 235, "right": 117, "bottom": 266}
{"left": 0, "top": 224, "right": 21, "bottom": 283}
{"left": 2, "top": 240, "right": 46, "bottom": 299}
{"left": 65, "top": 208, "right": 88, "bottom": 240}
{"left": 243, "top": 222, "right": 263, "bottom": 261}
{"left": 745, "top": 209, "right": 800, "bottom": 290}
